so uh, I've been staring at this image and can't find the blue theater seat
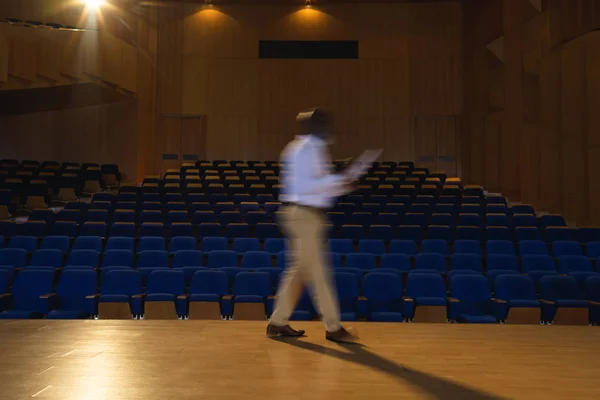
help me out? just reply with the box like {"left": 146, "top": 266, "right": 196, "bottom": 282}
{"left": 522, "top": 255, "right": 558, "bottom": 286}
{"left": 397, "top": 226, "right": 424, "bottom": 243}
{"left": 494, "top": 275, "right": 541, "bottom": 323}
{"left": 138, "top": 237, "right": 166, "bottom": 253}
{"left": 98, "top": 270, "right": 143, "bottom": 318}
{"left": 358, "top": 239, "right": 386, "bottom": 256}
{"left": 485, "top": 226, "right": 512, "bottom": 241}
{"left": 44, "top": 270, "right": 97, "bottom": 319}
{"left": 0, "top": 270, "right": 53, "bottom": 319}
{"left": 346, "top": 253, "right": 376, "bottom": 271}
{"left": 80, "top": 222, "right": 107, "bottom": 237}
{"left": 73, "top": 236, "right": 102, "bottom": 252}
{"left": 414, "top": 253, "right": 447, "bottom": 275}
{"left": 102, "top": 250, "right": 134, "bottom": 269}
{"left": 241, "top": 251, "right": 272, "bottom": 269}
{"left": 455, "top": 226, "right": 482, "bottom": 242}
{"left": 40, "top": 236, "right": 70, "bottom": 253}
{"left": 328, "top": 239, "right": 354, "bottom": 255}
{"left": 557, "top": 256, "right": 599, "bottom": 289}
{"left": 8, "top": 236, "right": 38, "bottom": 253}
{"left": 264, "top": 238, "right": 287, "bottom": 255}
{"left": 486, "top": 240, "right": 515, "bottom": 256}
{"left": 426, "top": 225, "right": 453, "bottom": 243}
{"left": 453, "top": 240, "right": 482, "bottom": 255}
{"left": 518, "top": 240, "right": 549, "bottom": 257}
{"left": 368, "top": 225, "right": 394, "bottom": 242}
{"left": 380, "top": 254, "right": 411, "bottom": 274}
{"left": 135, "top": 270, "right": 187, "bottom": 318}
{"left": 168, "top": 236, "right": 197, "bottom": 253}
{"left": 421, "top": 239, "right": 450, "bottom": 256}
{"left": 207, "top": 250, "right": 238, "bottom": 268}
{"left": 448, "top": 254, "right": 483, "bottom": 281}
{"left": 188, "top": 270, "right": 230, "bottom": 318}
{"left": 232, "top": 238, "right": 260, "bottom": 254}
{"left": 449, "top": 275, "right": 497, "bottom": 324}
{"left": 66, "top": 250, "right": 99, "bottom": 269}
{"left": 29, "top": 249, "right": 63, "bottom": 270}
{"left": 403, "top": 273, "right": 448, "bottom": 321}
{"left": 389, "top": 240, "right": 417, "bottom": 256}
{"left": 539, "top": 275, "right": 589, "bottom": 324}
{"left": 334, "top": 272, "right": 359, "bottom": 321}
{"left": 201, "top": 237, "right": 228, "bottom": 252}
{"left": 232, "top": 272, "right": 272, "bottom": 319}
{"left": 552, "top": 241, "right": 583, "bottom": 257}
{"left": 362, "top": 272, "right": 403, "bottom": 322}
{"left": 486, "top": 254, "right": 520, "bottom": 285}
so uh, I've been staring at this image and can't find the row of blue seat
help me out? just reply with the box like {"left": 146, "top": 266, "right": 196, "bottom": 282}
{"left": 0, "top": 221, "right": 583, "bottom": 243}
{"left": 3, "top": 235, "right": 600, "bottom": 258}
{"left": 2, "top": 245, "right": 599, "bottom": 289}
{"left": 1, "top": 268, "right": 599, "bottom": 324}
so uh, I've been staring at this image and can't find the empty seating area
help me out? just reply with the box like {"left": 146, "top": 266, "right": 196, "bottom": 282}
{"left": 1, "top": 158, "right": 599, "bottom": 324}
{"left": 0, "top": 160, "right": 121, "bottom": 219}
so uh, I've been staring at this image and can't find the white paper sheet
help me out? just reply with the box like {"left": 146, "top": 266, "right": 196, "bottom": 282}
{"left": 343, "top": 149, "right": 383, "bottom": 180}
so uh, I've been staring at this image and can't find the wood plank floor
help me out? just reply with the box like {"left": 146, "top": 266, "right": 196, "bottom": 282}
{"left": 0, "top": 321, "right": 599, "bottom": 400}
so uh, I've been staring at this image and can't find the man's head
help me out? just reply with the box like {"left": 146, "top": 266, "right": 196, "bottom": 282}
{"left": 296, "top": 107, "right": 333, "bottom": 143}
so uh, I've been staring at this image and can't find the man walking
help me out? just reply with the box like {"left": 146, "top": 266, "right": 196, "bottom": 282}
{"left": 266, "top": 107, "right": 359, "bottom": 343}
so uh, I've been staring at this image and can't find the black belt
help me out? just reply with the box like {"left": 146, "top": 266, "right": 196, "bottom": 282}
{"left": 285, "top": 203, "right": 329, "bottom": 214}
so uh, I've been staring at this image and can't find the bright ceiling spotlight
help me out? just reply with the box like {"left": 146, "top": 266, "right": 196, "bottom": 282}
{"left": 85, "top": 0, "right": 105, "bottom": 9}
{"left": 305, "top": 0, "right": 312, "bottom": 8}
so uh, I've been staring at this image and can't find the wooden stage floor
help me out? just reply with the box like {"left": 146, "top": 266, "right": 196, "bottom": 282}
{"left": 0, "top": 321, "right": 599, "bottom": 400}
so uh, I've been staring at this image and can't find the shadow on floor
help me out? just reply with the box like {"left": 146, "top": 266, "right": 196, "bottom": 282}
{"left": 271, "top": 337, "right": 507, "bottom": 400}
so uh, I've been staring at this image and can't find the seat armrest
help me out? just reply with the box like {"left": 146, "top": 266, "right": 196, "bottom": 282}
{"left": 222, "top": 295, "right": 234, "bottom": 300}
{"left": 267, "top": 295, "right": 277, "bottom": 300}
{"left": 447, "top": 297, "right": 460, "bottom": 303}
{"left": 588, "top": 300, "right": 600, "bottom": 307}
{"left": 0, "top": 293, "right": 13, "bottom": 311}
{"left": 132, "top": 294, "right": 146, "bottom": 300}
{"left": 39, "top": 293, "right": 59, "bottom": 313}
{"left": 40, "top": 293, "right": 55, "bottom": 299}
{"left": 177, "top": 294, "right": 190, "bottom": 301}
{"left": 85, "top": 294, "right": 101, "bottom": 300}
{"left": 401, "top": 296, "right": 414, "bottom": 302}
{"left": 492, "top": 298, "right": 507, "bottom": 304}
{"left": 539, "top": 299, "right": 555, "bottom": 305}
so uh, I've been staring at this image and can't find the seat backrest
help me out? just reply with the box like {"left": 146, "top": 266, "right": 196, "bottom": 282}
{"left": 521, "top": 255, "right": 555, "bottom": 273}
{"left": 357, "top": 239, "right": 386, "bottom": 255}
{"left": 552, "top": 241, "right": 583, "bottom": 257}
{"left": 232, "top": 271, "right": 270, "bottom": 297}
{"left": 450, "top": 274, "right": 492, "bottom": 316}
{"left": 200, "top": 237, "right": 228, "bottom": 252}
{"left": 414, "top": 253, "right": 447, "bottom": 273}
{"left": 327, "top": 239, "right": 354, "bottom": 254}
{"left": 40, "top": 236, "right": 70, "bottom": 252}
{"left": 102, "top": 250, "right": 134, "bottom": 268}
{"left": 450, "top": 254, "right": 482, "bottom": 272}
{"left": 30, "top": 249, "right": 63, "bottom": 269}
{"left": 138, "top": 237, "right": 166, "bottom": 253}
{"left": 334, "top": 272, "right": 359, "bottom": 312}
{"left": 0, "top": 269, "right": 10, "bottom": 293}
{"left": 66, "top": 250, "right": 99, "bottom": 268}
{"left": 172, "top": 250, "right": 203, "bottom": 268}
{"left": 190, "top": 270, "right": 228, "bottom": 296}
{"left": 11, "top": 270, "right": 54, "bottom": 310}
{"left": 363, "top": 272, "right": 403, "bottom": 313}
{"left": 518, "top": 240, "right": 549, "bottom": 256}
{"left": 540, "top": 275, "right": 581, "bottom": 301}
{"left": 232, "top": 238, "right": 260, "bottom": 253}
{"left": 105, "top": 237, "right": 135, "bottom": 252}
{"left": 586, "top": 241, "right": 600, "bottom": 258}
{"left": 8, "top": 236, "right": 37, "bottom": 253}
{"left": 168, "top": 236, "right": 197, "bottom": 253}
{"left": 146, "top": 270, "right": 185, "bottom": 295}
{"left": 73, "top": 236, "right": 102, "bottom": 252}
{"left": 389, "top": 240, "right": 417, "bottom": 256}
{"left": 241, "top": 251, "right": 272, "bottom": 269}
{"left": 346, "top": 253, "right": 376, "bottom": 270}
{"left": 101, "top": 270, "right": 142, "bottom": 296}
{"left": 486, "top": 254, "right": 519, "bottom": 272}
{"left": 207, "top": 250, "right": 238, "bottom": 268}
{"left": 421, "top": 239, "right": 449, "bottom": 256}
{"left": 486, "top": 240, "right": 515, "bottom": 256}
{"left": 0, "top": 248, "right": 27, "bottom": 268}
{"left": 137, "top": 250, "right": 169, "bottom": 269}
{"left": 585, "top": 276, "right": 600, "bottom": 302}
{"left": 264, "top": 238, "right": 287, "bottom": 254}
{"left": 453, "top": 240, "right": 482, "bottom": 255}
{"left": 380, "top": 254, "right": 411, "bottom": 272}
{"left": 56, "top": 270, "right": 97, "bottom": 310}
{"left": 495, "top": 275, "right": 537, "bottom": 301}
{"left": 406, "top": 273, "right": 446, "bottom": 298}
{"left": 558, "top": 255, "right": 593, "bottom": 273}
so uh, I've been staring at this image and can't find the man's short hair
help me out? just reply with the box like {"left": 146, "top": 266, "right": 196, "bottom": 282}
{"left": 296, "top": 107, "right": 331, "bottom": 134}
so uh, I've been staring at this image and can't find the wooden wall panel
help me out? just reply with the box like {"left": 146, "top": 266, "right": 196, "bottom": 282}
{"left": 484, "top": 115, "right": 502, "bottom": 192}
{"left": 560, "top": 39, "right": 588, "bottom": 222}
{"left": 157, "top": 3, "right": 462, "bottom": 164}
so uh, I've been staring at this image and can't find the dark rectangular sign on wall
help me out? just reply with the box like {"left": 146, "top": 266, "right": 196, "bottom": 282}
{"left": 258, "top": 40, "right": 359, "bottom": 59}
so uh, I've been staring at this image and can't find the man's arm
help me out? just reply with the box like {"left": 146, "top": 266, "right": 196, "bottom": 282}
{"left": 301, "top": 146, "right": 353, "bottom": 195}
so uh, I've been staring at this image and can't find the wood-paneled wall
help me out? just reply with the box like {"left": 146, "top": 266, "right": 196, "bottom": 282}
{"left": 155, "top": 2, "right": 463, "bottom": 173}
{"left": 462, "top": 0, "right": 600, "bottom": 226}
{"left": 0, "top": 100, "right": 138, "bottom": 179}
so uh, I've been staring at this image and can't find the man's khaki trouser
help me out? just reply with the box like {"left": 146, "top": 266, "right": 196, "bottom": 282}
{"left": 269, "top": 205, "right": 341, "bottom": 332}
